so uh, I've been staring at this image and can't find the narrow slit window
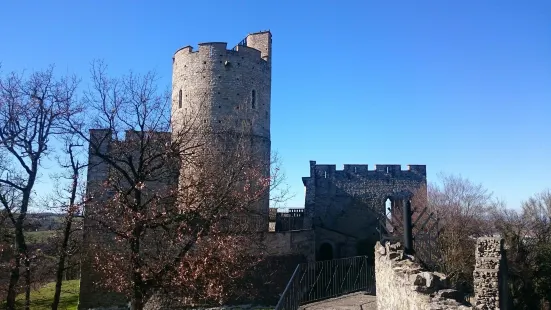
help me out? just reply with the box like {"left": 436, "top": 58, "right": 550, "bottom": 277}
{"left": 251, "top": 90, "right": 256, "bottom": 109}
{"left": 178, "top": 89, "right": 182, "bottom": 108}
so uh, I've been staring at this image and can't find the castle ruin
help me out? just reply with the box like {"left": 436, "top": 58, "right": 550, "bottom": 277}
{"left": 78, "top": 31, "right": 428, "bottom": 308}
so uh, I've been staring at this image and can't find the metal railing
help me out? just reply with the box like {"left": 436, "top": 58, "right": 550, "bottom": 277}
{"left": 275, "top": 256, "right": 375, "bottom": 310}
{"left": 231, "top": 38, "right": 248, "bottom": 51}
{"left": 275, "top": 209, "right": 304, "bottom": 232}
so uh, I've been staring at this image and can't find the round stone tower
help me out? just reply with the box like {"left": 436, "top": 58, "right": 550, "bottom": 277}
{"left": 171, "top": 31, "right": 272, "bottom": 227}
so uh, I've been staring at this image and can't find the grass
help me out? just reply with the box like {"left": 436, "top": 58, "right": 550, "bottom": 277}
{"left": 25, "top": 230, "right": 57, "bottom": 244}
{"left": 13, "top": 280, "right": 80, "bottom": 310}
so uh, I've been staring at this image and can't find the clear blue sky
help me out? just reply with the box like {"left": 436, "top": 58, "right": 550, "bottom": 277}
{"left": 1, "top": 1, "right": 550, "bottom": 210}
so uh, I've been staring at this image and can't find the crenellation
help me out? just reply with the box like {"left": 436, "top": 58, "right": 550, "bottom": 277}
{"left": 305, "top": 162, "right": 427, "bottom": 180}
{"left": 343, "top": 164, "right": 369, "bottom": 175}
{"left": 173, "top": 45, "right": 193, "bottom": 55}
{"left": 407, "top": 165, "right": 427, "bottom": 177}
{"left": 173, "top": 42, "right": 268, "bottom": 65}
{"left": 235, "top": 44, "right": 262, "bottom": 59}
{"left": 374, "top": 164, "right": 401, "bottom": 174}
{"left": 313, "top": 164, "right": 336, "bottom": 178}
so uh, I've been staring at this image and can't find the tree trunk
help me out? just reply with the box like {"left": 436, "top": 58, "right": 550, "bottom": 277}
{"left": 131, "top": 254, "right": 145, "bottom": 310}
{"left": 52, "top": 216, "right": 73, "bottom": 310}
{"left": 5, "top": 251, "right": 21, "bottom": 309}
{"left": 52, "top": 149, "right": 82, "bottom": 310}
{"left": 131, "top": 224, "right": 144, "bottom": 310}
{"left": 24, "top": 256, "right": 31, "bottom": 310}
{"left": 6, "top": 207, "right": 30, "bottom": 309}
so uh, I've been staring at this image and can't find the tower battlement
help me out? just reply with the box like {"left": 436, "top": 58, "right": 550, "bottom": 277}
{"left": 171, "top": 31, "right": 272, "bottom": 139}
{"left": 174, "top": 43, "right": 265, "bottom": 64}
{"left": 305, "top": 160, "right": 426, "bottom": 181}
{"left": 173, "top": 31, "right": 271, "bottom": 66}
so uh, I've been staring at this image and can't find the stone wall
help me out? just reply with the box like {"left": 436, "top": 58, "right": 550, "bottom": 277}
{"left": 375, "top": 241, "right": 471, "bottom": 310}
{"left": 473, "top": 237, "right": 509, "bottom": 310}
{"left": 302, "top": 160, "right": 427, "bottom": 260}
{"left": 375, "top": 238, "right": 509, "bottom": 310}
{"left": 264, "top": 229, "right": 315, "bottom": 262}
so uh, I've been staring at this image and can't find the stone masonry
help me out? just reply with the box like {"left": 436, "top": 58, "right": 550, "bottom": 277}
{"left": 302, "top": 161, "right": 426, "bottom": 261}
{"left": 375, "top": 241, "right": 471, "bottom": 310}
{"left": 172, "top": 30, "right": 272, "bottom": 225}
{"left": 375, "top": 237, "right": 508, "bottom": 310}
{"left": 473, "top": 237, "right": 507, "bottom": 310}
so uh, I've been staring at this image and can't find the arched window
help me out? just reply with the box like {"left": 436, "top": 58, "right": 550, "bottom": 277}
{"left": 385, "top": 198, "right": 393, "bottom": 233}
{"left": 251, "top": 89, "right": 256, "bottom": 109}
{"left": 178, "top": 89, "right": 182, "bottom": 108}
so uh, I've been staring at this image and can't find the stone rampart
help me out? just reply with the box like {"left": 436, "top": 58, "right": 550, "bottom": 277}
{"left": 375, "top": 241, "right": 471, "bottom": 310}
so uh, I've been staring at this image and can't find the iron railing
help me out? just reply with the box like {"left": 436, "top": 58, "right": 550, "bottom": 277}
{"left": 231, "top": 37, "right": 248, "bottom": 51}
{"left": 275, "top": 209, "right": 304, "bottom": 232}
{"left": 275, "top": 256, "right": 375, "bottom": 310}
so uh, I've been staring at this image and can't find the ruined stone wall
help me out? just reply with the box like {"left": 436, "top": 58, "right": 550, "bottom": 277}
{"left": 302, "top": 160, "right": 426, "bottom": 260}
{"left": 375, "top": 242, "right": 471, "bottom": 310}
{"left": 473, "top": 237, "right": 509, "bottom": 310}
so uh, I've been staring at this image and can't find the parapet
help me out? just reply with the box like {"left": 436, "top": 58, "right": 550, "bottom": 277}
{"left": 123, "top": 130, "right": 171, "bottom": 142}
{"left": 305, "top": 160, "right": 427, "bottom": 180}
{"left": 173, "top": 31, "right": 270, "bottom": 64}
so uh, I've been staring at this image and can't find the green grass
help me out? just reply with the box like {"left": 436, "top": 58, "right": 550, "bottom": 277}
{"left": 25, "top": 230, "right": 57, "bottom": 244}
{"left": 13, "top": 280, "right": 80, "bottom": 310}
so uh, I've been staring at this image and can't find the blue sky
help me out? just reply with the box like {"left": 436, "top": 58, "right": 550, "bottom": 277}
{"left": 1, "top": 0, "right": 550, "bottom": 210}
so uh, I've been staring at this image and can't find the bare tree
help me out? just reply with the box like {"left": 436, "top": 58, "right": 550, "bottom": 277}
{"left": 47, "top": 135, "right": 86, "bottom": 310}
{"left": 428, "top": 173, "right": 497, "bottom": 292}
{"left": 0, "top": 66, "right": 80, "bottom": 309}
{"left": 67, "top": 61, "right": 285, "bottom": 309}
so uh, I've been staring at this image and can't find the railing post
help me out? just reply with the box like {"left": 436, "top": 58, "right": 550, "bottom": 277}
{"left": 403, "top": 198, "right": 414, "bottom": 255}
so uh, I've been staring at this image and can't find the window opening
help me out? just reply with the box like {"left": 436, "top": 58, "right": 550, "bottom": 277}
{"left": 178, "top": 89, "right": 182, "bottom": 108}
{"left": 251, "top": 90, "right": 256, "bottom": 109}
{"left": 385, "top": 198, "right": 393, "bottom": 233}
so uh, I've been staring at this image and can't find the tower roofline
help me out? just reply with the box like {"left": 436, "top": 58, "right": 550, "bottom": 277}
{"left": 248, "top": 30, "right": 271, "bottom": 36}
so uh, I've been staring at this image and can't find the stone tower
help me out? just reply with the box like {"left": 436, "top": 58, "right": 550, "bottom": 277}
{"left": 171, "top": 31, "right": 272, "bottom": 225}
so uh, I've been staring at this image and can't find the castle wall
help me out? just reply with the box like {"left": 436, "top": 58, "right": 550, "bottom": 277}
{"left": 375, "top": 242, "right": 471, "bottom": 309}
{"left": 79, "top": 129, "right": 125, "bottom": 309}
{"left": 302, "top": 161, "right": 427, "bottom": 261}
{"left": 78, "top": 130, "right": 177, "bottom": 310}
{"left": 264, "top": 230, "right": 315, "bottom": 262}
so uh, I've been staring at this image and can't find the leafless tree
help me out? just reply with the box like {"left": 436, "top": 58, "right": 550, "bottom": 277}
{"left": 493, "top": 189, "right": 551, "bottom": 309}
{"left": 0, "top": 66, "right": 80, "bottom": 309}
{"left": 428, "top": 173, "right": 497, "bottom": 292}
{"left": 66, "top": 60, "right": 287, "bottom": 309}
{"left": 46, "top": 135, "right": 86, "bottom": 310}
